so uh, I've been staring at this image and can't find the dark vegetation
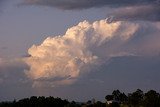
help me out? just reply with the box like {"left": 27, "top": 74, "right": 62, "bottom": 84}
{"left": 0, "top": 89, "right": 160, "bottom": 107}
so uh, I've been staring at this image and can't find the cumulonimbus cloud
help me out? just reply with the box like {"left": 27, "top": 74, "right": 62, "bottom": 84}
{"left": 24, "top": 19, "right": 160, "bottom": 87}
{"left": 25, "top": 20, "right": 160, "bottom": 85}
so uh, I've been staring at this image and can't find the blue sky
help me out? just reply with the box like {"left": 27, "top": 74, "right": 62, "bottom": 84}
{"left": 0, "top": 0, "right": 160, "bottom": 102}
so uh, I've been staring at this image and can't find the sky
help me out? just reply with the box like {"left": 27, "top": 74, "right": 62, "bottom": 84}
{"left": 0, "top": 0, "right": 160, "bottom": 102}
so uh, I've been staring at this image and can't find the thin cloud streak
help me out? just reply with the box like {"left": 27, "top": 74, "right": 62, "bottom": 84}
{"left": 22, "top": 0, "right": 157, "bottom": 10}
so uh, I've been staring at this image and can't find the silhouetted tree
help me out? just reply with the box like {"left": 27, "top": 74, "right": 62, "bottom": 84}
{"left": 143, "top": 90, "right": 160, "bottom": 107}
{"left": 119, "top": 92, "right": 128, "bottom": 103}
{"left": 112, "top": 90, "right": 128, "bottom": 103}
{"left": 128, "top": 89, "right": 144, "bottom": 107}
{"left": 105, "top": 95, "right": 114, "bottom": 101}
{"left": 93, "top": 101, "right": 105, "bottom": 107}
{"left": 112, "top": 90, "right": 121, "bottom": 101}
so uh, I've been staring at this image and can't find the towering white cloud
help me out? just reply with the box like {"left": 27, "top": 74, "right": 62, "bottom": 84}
{"left": 25, "top": 19, "right": 140, "bottom": 86}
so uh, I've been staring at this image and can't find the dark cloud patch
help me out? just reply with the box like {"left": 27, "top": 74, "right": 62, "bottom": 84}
{"left": 22, "top": 0, "right": 160, "bottom": 22}
{"left": 109, "top": 4, "right": 160, "bottom": 22}
{"left": 22, "top": 0, "right": 157, "bottom": 10}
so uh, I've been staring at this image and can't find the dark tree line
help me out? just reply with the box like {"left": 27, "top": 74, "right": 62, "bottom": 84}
{"left": 105, "top": 89, "right": 160, "bottom": 107}
{"left": 0, "top": 89, "right": 160, "bottom": 107}
{"left": 0, "top": 96, "right": 69, "bottom": 107}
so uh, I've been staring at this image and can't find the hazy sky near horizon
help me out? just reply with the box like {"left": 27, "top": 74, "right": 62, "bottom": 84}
{"left": 0, "top": 0, "right": 160, "bottom": 101}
